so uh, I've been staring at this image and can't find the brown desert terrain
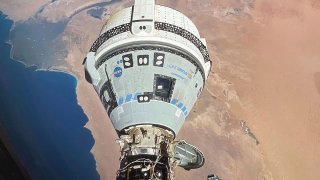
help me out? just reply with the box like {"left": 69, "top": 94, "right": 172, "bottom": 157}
{"left": 1, "top": 0, "right": 320, "bottom": 179}
{"left": 0, "top": 0, "right": 48, "bottom": 21}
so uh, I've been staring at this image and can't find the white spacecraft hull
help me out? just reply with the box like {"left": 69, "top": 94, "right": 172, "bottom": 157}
{"left": 84, "top": 0, "right": 212, "bottom": 179}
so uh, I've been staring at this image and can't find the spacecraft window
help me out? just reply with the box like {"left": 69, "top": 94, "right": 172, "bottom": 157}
{"left": 154, "top": 53, "right": 165, "bottom": 67}
{"left": 154, "top": 75, "right": 175, "bottom": 100}
{"left": 137, "top": 94, "right": 151, "bottom": 103}
{"left": 122, "top": 54, "right": 133, "bottom": 69}
{"left": 137, "top": 55, "right": 149, "bottom": 66}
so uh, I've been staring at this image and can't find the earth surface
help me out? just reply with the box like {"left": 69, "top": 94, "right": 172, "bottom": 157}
{"left": 1, "top": 0, "right": 320, "bottom": 179}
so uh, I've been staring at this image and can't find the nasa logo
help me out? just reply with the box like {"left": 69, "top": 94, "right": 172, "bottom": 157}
{"left": 114, "top": 66, "right": 122, "bottom": 78}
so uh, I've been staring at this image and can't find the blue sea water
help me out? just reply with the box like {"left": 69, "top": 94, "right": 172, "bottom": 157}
{"left": 0, "top": 12, "right": 99, "bottom": 180}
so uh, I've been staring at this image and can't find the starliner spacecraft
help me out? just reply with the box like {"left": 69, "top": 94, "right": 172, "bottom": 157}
{"left": 84, "top": 0, "right": 212, "bottom": 179}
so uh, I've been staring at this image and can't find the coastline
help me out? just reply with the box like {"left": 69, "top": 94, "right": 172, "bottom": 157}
{"left": 1, "top": 11, "right": 100, "bottom": 179}
{"left": 2, "top": 0, "right": 320, "bottom": 179}
{"left": 1, "top": 2, "right": 268, "bottom": 179}
{"left": 1, "top": 1, "right": 127, "bottom": 178}
{"left": 67, "top": 44, "right": 120, "bottom": 180}
{"left": 27, "top": 1, "right": 267, "bottom": 179}
{"left": 0, "top": 58, "right": 99, "bottom": 179}
{"left": 57, "top": 3, "right": 134, "bottom": 178}
{"left": 5, "top": 18, "right": 111, "bottom": 180}
{"left": 0, "top": 13, "right": 31, "bottom": 179}
{"left": 6, "top": 36, "right": 78, "bottom": 84}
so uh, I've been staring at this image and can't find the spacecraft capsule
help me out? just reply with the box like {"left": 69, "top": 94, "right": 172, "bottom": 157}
{"left": 84, "top": 0, "right": 212, "bottom": 179}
